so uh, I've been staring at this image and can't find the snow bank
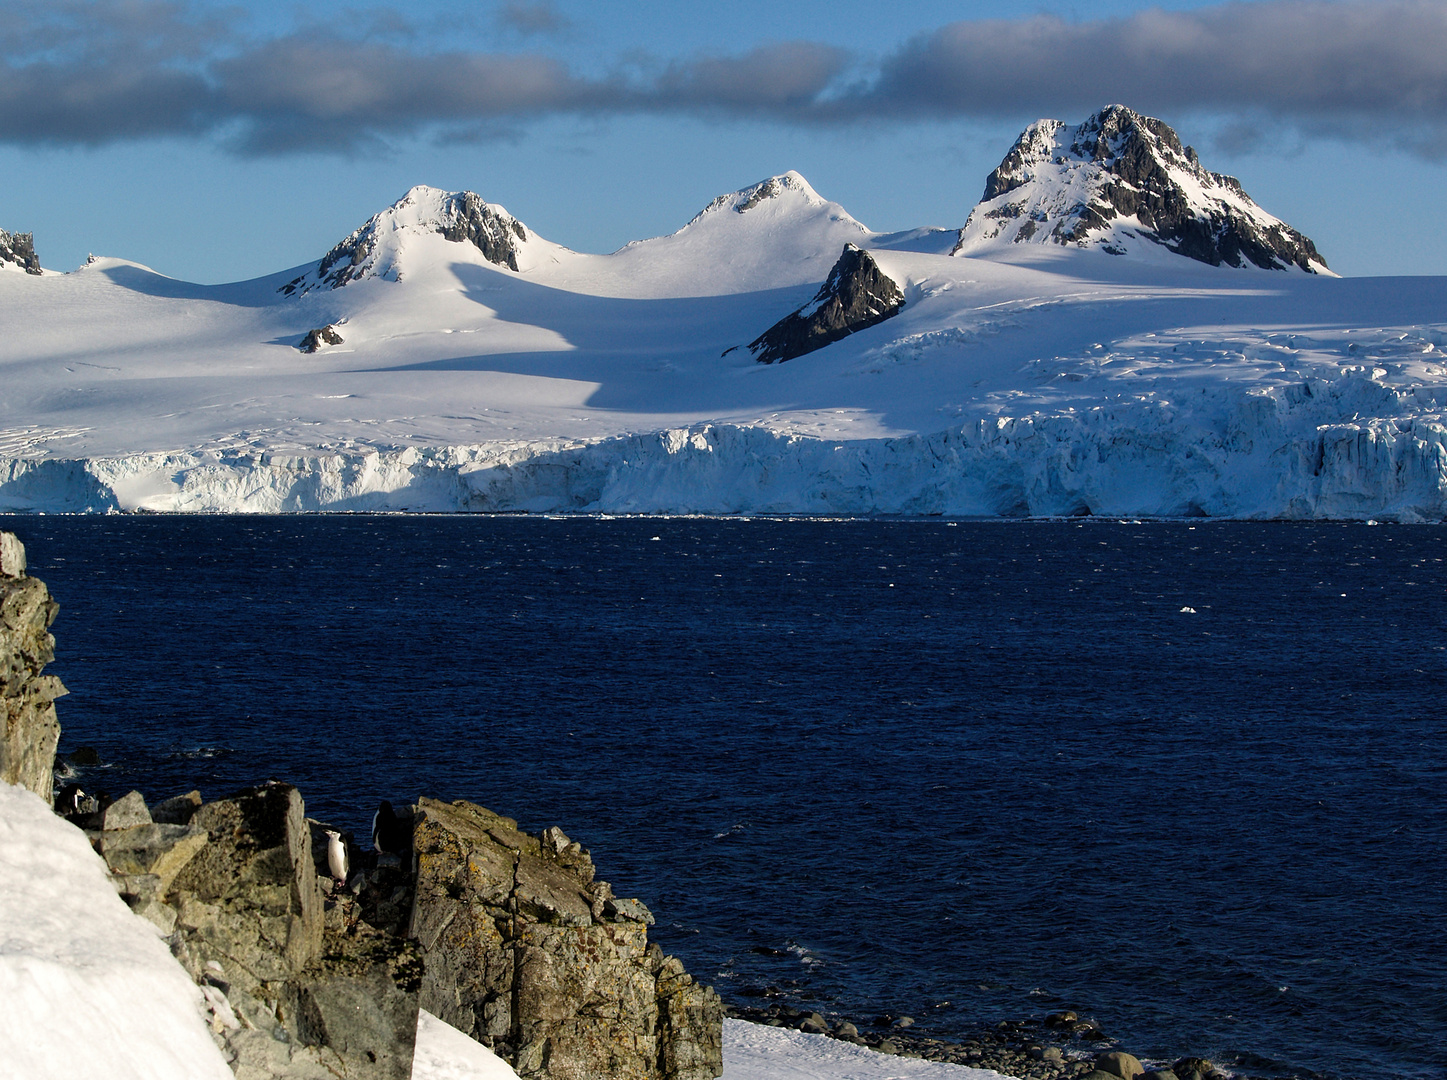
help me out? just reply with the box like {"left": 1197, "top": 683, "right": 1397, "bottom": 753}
{"left": 0, "top": 782, "right": 233, "bottom": 1080}
{"left": 413, "top": 1009, "right": 522, "bottom": 1080}
{"left": 723, "top": 1020, "right": 1016, "bottom": 1080}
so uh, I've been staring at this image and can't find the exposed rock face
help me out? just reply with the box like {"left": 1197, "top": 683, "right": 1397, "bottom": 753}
{"left": 78, "top": 782, "right": 719, "bottom": 1080}
{"left": 746, "top": 244, "right": 905, "bottom": 364}
{"left": 281, "top": 186, "right": 530, "bottom": 296}
{"left": 0, "top": 228, "right": 42, "bottom": 274}
{"left": 954, "top": 104, "right": 1329, "bottom": 273}
{"left": 411, "top": 797, "right": 723, "bottom": 1080}
{"left": 96, "top": 782, "right": 423, "bottom": 1079}
{"left": 299, "top": 324, "right": 344, "bottom": 353}
{"left": 0, "top": 532, "right": 65, "bottom": 802}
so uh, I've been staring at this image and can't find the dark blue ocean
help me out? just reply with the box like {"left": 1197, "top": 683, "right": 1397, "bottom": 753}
{"left": 4, "top": 515, "right": 1442, "bottom": 1080}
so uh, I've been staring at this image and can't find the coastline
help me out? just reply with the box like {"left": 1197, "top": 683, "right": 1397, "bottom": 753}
{"left": 723, "top": 1003, "right": 1313, "bottom": 1080}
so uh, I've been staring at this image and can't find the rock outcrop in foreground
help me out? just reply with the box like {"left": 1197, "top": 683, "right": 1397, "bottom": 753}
{"left": 77, "top": 784, "right": 722, "bottom": 1080}
{"left": 745, "top": 244, "right": 905, "bottom": 364}
{"left": 1, "top": 533, "right": 65, "bottom": 802}
{"left": 411, "top": 797, "right": 722, "bottom": 1080}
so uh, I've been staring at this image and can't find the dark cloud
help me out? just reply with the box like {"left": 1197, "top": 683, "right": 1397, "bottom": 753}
{"left": 861, "top": 3, "right": 1447, "bottom": 129}
{"left": 3, "top": 0, "right": 1447, "bottom": 158}
{"left": 212, "top": 38, "right": 581, "bottom": 152}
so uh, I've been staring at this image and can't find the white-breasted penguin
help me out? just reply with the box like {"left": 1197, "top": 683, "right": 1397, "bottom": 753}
{"left": 324, "top": 829, "right": 349, "bottom": 882}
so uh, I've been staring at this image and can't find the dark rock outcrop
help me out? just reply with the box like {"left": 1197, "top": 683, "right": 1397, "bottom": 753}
{"left": 411, "top": 797, "right": 723, "bottom": 1080}
{"left": 745, "top": 244, "right": 904, "bottom": 364}
{"left": 435, "top": 192, "right": 529, "bottom": 270}
{"left": 1, "top": 532, "right": 66, "bottom": 802}
{"left": 299, "top": 325, "right": 344, "bottom": 353}
{"left": 0, "top": 229, "right": 42, "bottom": 275}
{"left": 957, "top": 104, "right": 1329, "bottom": 273}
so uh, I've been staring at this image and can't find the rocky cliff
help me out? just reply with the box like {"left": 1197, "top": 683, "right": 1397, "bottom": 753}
{"left": 411, "top": 797, "right": 722, "bottom": 1080}
{"left": 0, "top": 533, "right": 65, "bottom": 802}
{"left": 745, "top": 244, "right": 905, "bottom": 364}
{"left": 953, "top": 104, "right": 1330, "bottom": 273}
{"left": 0, "top": 229, "right": 42, "bottom": 274}
{"left": 77, "top": 784, "right": 723, "bottom": 1080}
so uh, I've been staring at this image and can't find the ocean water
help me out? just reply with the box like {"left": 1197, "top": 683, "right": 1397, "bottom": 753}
{"left": 4, "top": 514, "right": 1443, "bottom": 1080}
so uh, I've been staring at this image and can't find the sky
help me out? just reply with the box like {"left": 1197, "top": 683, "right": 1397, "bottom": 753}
{"left": 3, "top": 0, "right": 1447, "bottom": 282}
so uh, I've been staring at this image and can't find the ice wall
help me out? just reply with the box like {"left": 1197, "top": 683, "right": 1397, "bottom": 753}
{"left": 3, "top": 378, "right": 1447, "bottom": 519}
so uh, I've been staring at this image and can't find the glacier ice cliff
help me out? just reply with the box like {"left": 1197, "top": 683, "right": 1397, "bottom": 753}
{"left": 5, "top": 374, "right": 1447, "bottom": 519}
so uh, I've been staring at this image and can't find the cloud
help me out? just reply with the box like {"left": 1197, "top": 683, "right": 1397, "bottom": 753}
{"left": 212, "top": 37, "right": 581, "bottom": 152}
{"left": 3, "top": 0, "right": 1447, "bottom": 158}
{"left": 856, "top": 1, "right": 1447, "bottom": 154}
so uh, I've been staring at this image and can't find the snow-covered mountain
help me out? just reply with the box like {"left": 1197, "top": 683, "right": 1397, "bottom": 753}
{"left": 3, "top": 109, "right": 1447, "bottom": 519}
{"left": 953, "top": 105, "right": 1329, "bottom": 273}
{"left": 280, "top": 185, "right": 558, "bottom": 295}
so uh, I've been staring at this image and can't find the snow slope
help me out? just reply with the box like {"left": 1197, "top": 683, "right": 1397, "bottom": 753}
{"left": 2, "top": 117, "right": 1446, "bottom": 518}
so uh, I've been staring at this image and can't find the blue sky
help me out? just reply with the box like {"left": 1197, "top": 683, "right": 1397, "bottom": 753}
{"left": 3, "top": 0, "right": 1446, "bottom": 281}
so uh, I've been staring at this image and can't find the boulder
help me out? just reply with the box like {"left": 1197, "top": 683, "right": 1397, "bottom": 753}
{"left": 152, "top": 789, "right": 203, "bottom": 824}
{"left": 162, "top": 783, "right": 419, "bottom": 1078}
{"left": 96, "top": 822, "right": 207, "bottom": 895}
{"left": 0, "top": 534, "right": 66, "bottom": 802}
{"left": 100, "top": 789, "right": 153, "bottom": 830}
{"left": 410, "top": 796, "right": 722, "bottom": 1080}
{"left": 0, "top": 532, "right": 25, "bottom": 578}
{"left": 1170, "top": 1059, "right": 1225, "bottom": 1080}
{"left": 1095, "top": 1050, "right": 1145, "bottom": 1079}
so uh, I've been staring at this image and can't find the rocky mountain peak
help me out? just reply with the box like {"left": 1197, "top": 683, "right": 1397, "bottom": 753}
{"left": 281, "top": 185, "right": 531, "bottom": 297}
{"left": 957, "top": 104, "right": 1329, "bottom": 274}
{"left": 686, "top": 171, "right": 839, "bottom": 226}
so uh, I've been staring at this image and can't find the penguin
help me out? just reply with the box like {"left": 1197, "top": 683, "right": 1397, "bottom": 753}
{"left": 371, "top": 800, "right": 411, "bottom": 855}
{"left": 324, "top": 829, "right": 349, "bottom": 882}
{"left": 54, "top": 783, "right": 86, "bottom": 818}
